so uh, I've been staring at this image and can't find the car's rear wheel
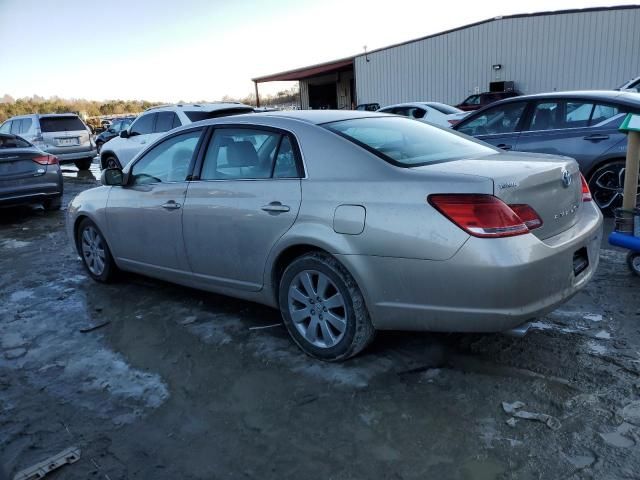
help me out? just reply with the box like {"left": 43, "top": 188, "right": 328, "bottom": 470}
{"left": 279, "top": 252, "right": 375, "bottom": 361}
{"left": 103, "top": 155, "right": 121, "bottom": 170}
{"left": 77, "top": 218, "right": 116, "bottom": 282}
{"left": 74, "top": 158, "right": 93, "bottom": 170}
{"left": 628, "top": 252, "right": 640, "bottom": 277}
{"left": 96, "top": 140, "right": 104, "bottom": 154}
{"left": 43, "top": 196, "right": 62, "bottom": 211}
{"left": 588, "top": 160, "right": 640, "bottom": 214}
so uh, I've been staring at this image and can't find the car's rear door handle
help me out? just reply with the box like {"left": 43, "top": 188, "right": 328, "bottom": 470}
{"left": 496, "top": 143, "right": 512, "bottom": 150}
{"left": 583, "top": 134, "right": 610, "bottom": 141}
{"left": 161, "top": 200, "right": 181, "bottom": 210}
{"left": 261, "top": 202, "right": 290, "bottom": 213}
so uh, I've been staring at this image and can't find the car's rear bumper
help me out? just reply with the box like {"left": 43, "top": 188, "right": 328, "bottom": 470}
{"left": 51, "top": 148, "right": 97, "bottom": 162}
{"left": 339, "top": 202, "right": 603, "bottom": 332}
{"left": 0, "top": 170, "right": 63, "bottom": 207}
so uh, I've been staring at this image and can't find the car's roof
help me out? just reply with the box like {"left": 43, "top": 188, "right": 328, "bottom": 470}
{"left": 147, "top": 102, "right": 253, "bottom": 113}
{"left": 497, "top": 90, "right": 640, "bottom": 104}
{"left": 255, "top": 110, "right": 388, "bottom": 125}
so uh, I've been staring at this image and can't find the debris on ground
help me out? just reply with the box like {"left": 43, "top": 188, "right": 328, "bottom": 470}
{"left": 248, "top": 323, "right": 282, "bottom": 331}
{"left": 13, "top": 446, "right": 81, "bottom": 480}
{"left": 502, "top": 401, "right": 561, "bottom": 430}
{"left": 79, "top": 321, "right": 111, "bottom": 333}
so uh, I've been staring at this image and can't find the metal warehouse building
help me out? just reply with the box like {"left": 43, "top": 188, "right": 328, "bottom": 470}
{"left": 253, "top": 5, "right": 640, "bottom": 109}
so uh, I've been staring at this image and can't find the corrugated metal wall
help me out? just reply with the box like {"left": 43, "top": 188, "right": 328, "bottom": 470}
{"left": 354, "top": 8, "right": 640, "bottom": 107}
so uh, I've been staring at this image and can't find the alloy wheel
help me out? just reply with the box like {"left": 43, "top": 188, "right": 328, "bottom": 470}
{"left": 287, "top": 270, "right": 347, "bottom": 348}
{"left": 81, "top": 226, "right": 106, "bottom": 276}
{"left": 589, "top": 161, "right": 640, "bottom": 212}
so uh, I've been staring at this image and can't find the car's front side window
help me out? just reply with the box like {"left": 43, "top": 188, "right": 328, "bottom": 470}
{"left": 130, "top": 129, "right": 202, "bottom": 185}
{"left": 130, "top": 114, "right": 155, "bottom": 136}
{"left": 457, "top": 102, "right": 526, "bottom": 136}
{"left": 200, "top": 128, "right": 296, "bottom": 180}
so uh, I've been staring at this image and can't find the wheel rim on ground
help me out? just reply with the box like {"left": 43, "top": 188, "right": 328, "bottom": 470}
{"left": 632, "top": 255, "right": 640, "bottom": 273}
{"left": 588, "top": 162, "right": 640, "bottom": 212}
{"left": 81, "top": 226, "right": 106, "bottom": 276}
{"left": 288, "top": 270, "right": 347, "bottom": 348}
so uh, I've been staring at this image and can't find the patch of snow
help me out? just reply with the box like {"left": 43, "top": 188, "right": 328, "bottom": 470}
{"left": 587, "top": 341, "right": 607, "bottom": 355}
{"left": 584, "top": 313, "right": 603, "bottom": 322}
{"left": 1, "top": 239, "right": 31, "bottom": 249}
{"left": 9, "top": 289, "right": 34, "bottom": 302}
{"left": 595, "top": 330, "right": 611, "bottom": 340}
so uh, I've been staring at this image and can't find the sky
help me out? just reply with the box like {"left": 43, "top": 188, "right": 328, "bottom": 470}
{"left": 0, "top": 0, "right": 637, "bottom": 102}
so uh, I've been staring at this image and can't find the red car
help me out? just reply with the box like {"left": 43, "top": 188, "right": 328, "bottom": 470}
{"left": 456, "top": 91, "right": 521, "bottom": 111}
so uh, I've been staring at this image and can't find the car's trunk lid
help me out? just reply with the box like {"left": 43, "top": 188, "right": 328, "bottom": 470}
{"left": 39, "top": 116, "right": 91, "bottom": 153}
{"left": 418, "top": 152, "right": 583, "bottom": 240}
{"left": 0, "top": 149, "right": 48, "bottom": 180}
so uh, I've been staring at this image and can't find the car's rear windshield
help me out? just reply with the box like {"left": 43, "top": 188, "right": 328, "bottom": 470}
{"left": 0, "top": 134, "right": 31, "bottom": 149}
{"left": 426, "top": 103, "right": 462, "bottom": 114}
{"left": 323, "top": 116, "right": 497, "bottom": 167}
{"left": 184, "top": 108, "right": 253, "bottom": 122}
{"left": 39, "top": 116, "right": 86, "bottom": 132}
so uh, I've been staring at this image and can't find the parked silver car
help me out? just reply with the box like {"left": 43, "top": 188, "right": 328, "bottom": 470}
{"left": 0, "top": 114, "right": 97, "bottom": 170}
{"left": 67, "top": 111, "right": 602, "bottom": 360}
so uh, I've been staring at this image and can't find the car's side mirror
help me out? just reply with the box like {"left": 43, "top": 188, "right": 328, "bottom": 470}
{"left": 101, "top": 168, "right": 124, "bottom": 186}
{"left": 120, "top": 130, "right": 130, "bottom": 139}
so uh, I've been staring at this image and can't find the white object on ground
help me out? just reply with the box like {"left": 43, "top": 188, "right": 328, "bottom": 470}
{"left": 502, "top": 401, "right": 561, "bottom": 430}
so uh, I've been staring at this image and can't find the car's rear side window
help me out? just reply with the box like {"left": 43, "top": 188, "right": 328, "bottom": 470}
{"left": 324, "top": 116, "right": 497, "bottom": 167}
{"left": 39, "top": 116, "right": 86, "bottom": 132}
{"left": 0, "top": 135, "right": 31, "bottom": 149}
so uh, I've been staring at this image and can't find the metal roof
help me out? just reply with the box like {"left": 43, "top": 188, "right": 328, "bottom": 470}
{"left": 252, "top": 57, "right": 354, "bottom": 83}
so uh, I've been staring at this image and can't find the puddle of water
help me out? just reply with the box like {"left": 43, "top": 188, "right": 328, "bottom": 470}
{"left": 1, "top": 239, "right": 31, "bottom": 249}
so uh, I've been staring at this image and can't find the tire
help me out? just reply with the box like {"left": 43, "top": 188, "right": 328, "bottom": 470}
{"left": 627, "top": 252, "right": 640, "bottom": 277}
{"left": 588, "top": 160, "right": 639, "bottom": 215}
{"left": 103, "top": 155, "right": 121, "bottom": 170}
{"left": 76, "top": 218, "right": 117, "bottom": 282}
{"left": 43, "top": 196, "right": 62, "bottom": 211}
{"left": 96, "top": 140, "right": 104, "bottom": 154}
{"left": 74, "top": 158, "right": 93, "bottom": 170}
{"left": 278, "top": 252, "right": 375, "bottom": 361}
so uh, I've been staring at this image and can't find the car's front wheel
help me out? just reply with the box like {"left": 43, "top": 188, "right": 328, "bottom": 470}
{"left": 77, "top": 218, "right": 117, "bottom": 282}
{"left": 279, "top": 252, "right": 375, "bottom": 361}
{"left": 43, "top": 196, "right": 62, "bottom": 211}
{"left": 102, "top": 155, "right": 121, "bottom": 170}
{"left": 588, "top": 160, "right": 640, "bottom": 214}
{"left": 628, "top": 252, "right": 640, "bottom": 277}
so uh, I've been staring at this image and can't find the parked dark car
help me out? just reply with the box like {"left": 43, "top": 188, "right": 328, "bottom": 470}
{"left": 454, "top": 90, "right": 640, "bottom": 213}
{"left": 95, "top": 117, "right": 135, "bottom": 153}
{"left": 456, "top": 91, "right": 521, "bottom": 111}
{"left": 0, "top": 133, "right": 63, "bottom": 210}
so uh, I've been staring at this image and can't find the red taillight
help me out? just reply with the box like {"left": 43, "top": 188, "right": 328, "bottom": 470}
{"left": 32, "top": 154, "right": 58, "bottom": 165}
{"left": 429, "top": 194, "right": 530, "bottom": 238}
{"left": 510, "top": 204, "right": 543, "bottom": 230}
{"left": 580, "top": 174, "right": 592, "bottom": 202}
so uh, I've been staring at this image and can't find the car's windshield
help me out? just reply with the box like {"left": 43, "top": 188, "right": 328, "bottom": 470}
{"left": 323, "top": 116, "right": 497, "bottom": 167}
{"left": 425, "top": 102, "right": 463, "bottom": 114}
{"left": 0, "top": 134, "right": 31, "bottom": 148}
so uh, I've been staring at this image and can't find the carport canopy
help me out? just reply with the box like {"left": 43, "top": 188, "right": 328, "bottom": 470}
{"left": 251, "top": 56, "right": 355, "bottom": 107}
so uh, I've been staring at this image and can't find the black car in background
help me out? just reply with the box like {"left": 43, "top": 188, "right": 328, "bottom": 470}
{"left": 0, "top": 133, "right": 63, "bottom": 210}
{"left": 454, "top": 90, "right": 640, "bottom": 213}
{"left": 95, "top": 117, "right": 135, "bottom": 153}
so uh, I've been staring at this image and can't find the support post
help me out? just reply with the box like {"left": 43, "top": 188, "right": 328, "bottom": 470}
{"left": 622, "top": 130, "right": 640, "bottom": 210}
{"left": 254, "top": 81, "right": 260, "bottom": 108}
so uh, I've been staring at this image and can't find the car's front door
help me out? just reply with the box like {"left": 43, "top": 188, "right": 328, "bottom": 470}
{"left": 106, "top": 128, "right": 203, "bottom": 275}
{"left": 182, "top": 126, "right": 302, "bottom": 291}
{"left": 455, "top": 101, "right": 528, "bottom": 150}
{"left": 514, "top": 100, "right": 627, "bottom": 172}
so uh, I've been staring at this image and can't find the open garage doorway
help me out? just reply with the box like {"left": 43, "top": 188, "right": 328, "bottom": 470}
{"left": 309, "top": 83, "right": 337, "bottom": 109}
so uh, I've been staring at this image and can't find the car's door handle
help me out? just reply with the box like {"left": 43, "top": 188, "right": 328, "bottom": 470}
{"left": 496, "top": 143, "right": 512, "bottom": 150}
{"left": 261, "top": 202, "right": 290, "bottom": 213}
{"left": 161, "top": 200, "right": 181, "bottom": 210}
{"left": 583, "top": 134, "right": 610, "bottom": 141}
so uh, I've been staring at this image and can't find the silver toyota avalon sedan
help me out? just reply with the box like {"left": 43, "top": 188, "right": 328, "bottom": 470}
{"left": 67, "top": 111, "right": 603, "bottom": 361}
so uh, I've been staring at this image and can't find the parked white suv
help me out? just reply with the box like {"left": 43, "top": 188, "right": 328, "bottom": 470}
{"left": 99, "top": 103, "right": 254, "bottom": 169}
{"left": 0, "top": 113, "right": 97, "bottom": 170}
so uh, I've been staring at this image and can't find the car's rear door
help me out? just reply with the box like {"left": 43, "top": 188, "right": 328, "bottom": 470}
{"left": 455, "top": 101, "right": 528, "bottom": 150}
{"left": 106, "top": 128, "right": 204, "bottom": 275}
{"left": 514, "top": 100, "right": 627, "bottom": 172}
{"left": 182, "top": 126, "right": 302, "bottom": 291}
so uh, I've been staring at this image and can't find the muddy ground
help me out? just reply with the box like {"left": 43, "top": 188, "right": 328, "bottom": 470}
{"left": 1, "top": 162, "right": 640, "bottom": 480}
